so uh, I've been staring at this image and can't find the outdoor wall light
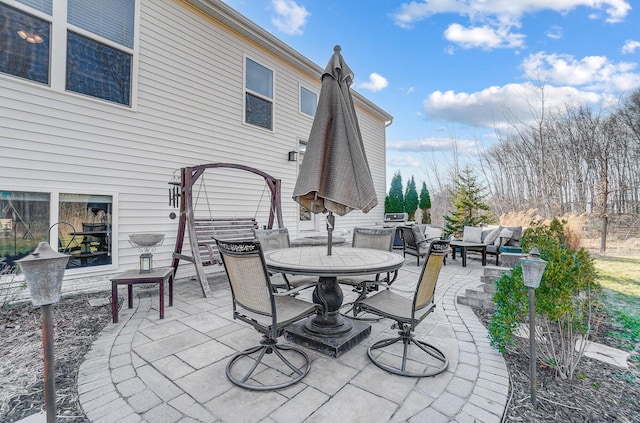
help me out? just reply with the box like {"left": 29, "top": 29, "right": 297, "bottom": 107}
{"left": 520, "top": 247, "right": 548, "bottom": 407}
{"left": 17, "top": 242, "right": 71, "bottom": 423}
{"left": 288, "top": 150, "right": 298, "bottom": 161}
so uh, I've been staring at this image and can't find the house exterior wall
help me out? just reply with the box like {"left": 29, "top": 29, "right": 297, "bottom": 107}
{"left": 0, "top": 0, "right": 392, "bottom": 297}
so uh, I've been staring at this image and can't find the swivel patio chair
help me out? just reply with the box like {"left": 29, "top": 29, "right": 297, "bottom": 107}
{"left": 253, "top": 228, "right": 317, "bottom": 291}
{"left": 338, "top": 227, "right": 396, "bottom": 319}
{"left": 355, "top": 239, "right": 450, "bottom": 377}
{"left": 216, "top": 238, "right": 319, "bottom": 390}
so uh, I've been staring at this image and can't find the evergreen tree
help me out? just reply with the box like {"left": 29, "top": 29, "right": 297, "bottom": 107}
{"left": 385, "top": 171, "right": 404, "bottom": 213}
{"left": 443, "top": 166, "right": 494, "bottom": 236}
{"left": 419, "top": 182, "right": 431, "bottom": 223}
{"left": 404, "top": 176, "right": 419, "bottom": 220}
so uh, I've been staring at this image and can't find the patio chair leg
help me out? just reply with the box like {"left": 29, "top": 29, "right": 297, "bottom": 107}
{"left": 367, "top": 330, "right": 448, "bottom": 377}
{"left": 226, "top": 337, "right": 311, "bottom": 390}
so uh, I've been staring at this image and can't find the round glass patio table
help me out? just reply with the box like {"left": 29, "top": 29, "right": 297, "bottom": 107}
{"left": 264, "top": 246, "right": 404, "bottom": 337}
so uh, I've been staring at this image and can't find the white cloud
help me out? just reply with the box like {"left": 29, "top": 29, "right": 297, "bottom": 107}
{"left": 271, "top": 0, "right": 309, "bottom": 35}
{"left": 444, "top": 23, "right": 524, "bottom": 49}
{"left": 522, "top": 52, "right": 640, "bottom": 92}
{"left": 392, "top": 0, "right": 630, "bottom": 28}
{"left": 545, "top": 25, "right": 563, "bottom": 40}
{"left": 387, "top": 154, "right": 422, "bottom": 168}
{"left": 622, "top": 39, "right": 640, "bottom": 54}
{"left": 420, "top": 51, "right": 640, "bottom": 129}
{"left": 391, "top": 0, "right": 630, "bottom": 50}
{"left": 388, "top": 137, "right": 477, "bottom": 154}
{"left": 423, "top": 82, "right": 604, "bottom": 128}
{"left": 357, "top": 73, "right": 389, "bottom": 92}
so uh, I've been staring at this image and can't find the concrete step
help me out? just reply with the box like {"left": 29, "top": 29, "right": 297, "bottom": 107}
{"left": 481, "top": 265, "right": 510, "bottom": 281}
{"left": 457, "top": 293, "right": 495, "bottom": 310}
{"left": 464, "top": 288, "right": 492, "bottom": 300}
{"left": 456, "top": 265, "right": 505, "bottom": 310}
{"left": 500, "top": 252, "right": 526, "bottom": 268}
{"left": 484, "top": 280, "right": 497, "bottom": 294}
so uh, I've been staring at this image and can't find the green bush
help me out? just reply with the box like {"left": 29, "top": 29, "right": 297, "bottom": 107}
{"left": 489, "top": 218, "right": 600, "bottom": 379}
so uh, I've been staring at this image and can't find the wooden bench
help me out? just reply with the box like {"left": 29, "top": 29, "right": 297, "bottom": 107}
{"left": 173, "top": 217, "right": 259, "bottom": 267}
{"left": 172, "top": 217, "right": 259, "bottom": 297}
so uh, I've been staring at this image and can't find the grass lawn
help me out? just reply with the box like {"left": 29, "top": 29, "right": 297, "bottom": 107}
{"left": 593, "top": 256, "right": 640, "bottom": 358}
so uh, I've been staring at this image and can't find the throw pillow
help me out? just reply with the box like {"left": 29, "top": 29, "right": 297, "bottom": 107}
{"left": 424, "top": 226, "right": 442, "bottom": 240}
{"left": 462, "top": 226, "right": 483, "bottom": 243}
{"left": 504, "top": 226, "right": 523, "bottom": 241}
{"left": 497, "top": 228, "right": 513, "bottom": 246}
{"left": 483, "top": 227, "right": 501, "bottom": 245}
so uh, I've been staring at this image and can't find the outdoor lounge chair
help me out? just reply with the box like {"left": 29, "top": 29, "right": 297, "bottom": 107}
{"left": 216, "top": 239, "right": 319, "bottom": 390}
{"left": 399, "top": 224, "right": 446, "bottom": 266}
{"left": 338, "top": 227, "right": 396, "bottom": 318}
{"left": 355, "top": 239, "right": 450, "bottom": 377}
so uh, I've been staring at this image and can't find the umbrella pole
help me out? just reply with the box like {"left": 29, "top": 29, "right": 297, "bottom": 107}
{"left": 326, "top": 212, "right": 335, "bottom": 255}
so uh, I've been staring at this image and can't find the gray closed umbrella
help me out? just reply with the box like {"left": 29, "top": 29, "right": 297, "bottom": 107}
{"left": 293, "top": 45, "right": 378, "bottom": 254}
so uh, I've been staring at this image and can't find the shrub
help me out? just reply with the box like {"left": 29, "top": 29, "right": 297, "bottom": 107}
{"left": 489, "top": 218, "right": 600, "bottom": 379}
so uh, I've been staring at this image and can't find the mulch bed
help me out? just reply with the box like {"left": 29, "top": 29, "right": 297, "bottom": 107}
{"left": 0, "top": 293, "right": 111, "bottom": 423}
{"left": 474, "top": 307, "right": 640, "bottom": 422}
{"left": 1, "top": 292, "right": 638, "bottom": 422}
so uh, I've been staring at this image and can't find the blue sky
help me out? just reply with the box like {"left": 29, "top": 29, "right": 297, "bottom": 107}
{"left": 223, "top": 0, "right": 640, "bottom": 193}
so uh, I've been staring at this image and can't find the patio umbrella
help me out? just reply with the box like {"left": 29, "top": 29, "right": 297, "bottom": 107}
{"left": 293, "top": 45, "right": 378, "bottom": 255}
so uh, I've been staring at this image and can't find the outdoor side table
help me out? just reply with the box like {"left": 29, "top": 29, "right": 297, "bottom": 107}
{"left": 110, "top": 267, "right": 174, "bottom": 323}
{"left": 450, "top": 240, "right": 487, "bottom": 267}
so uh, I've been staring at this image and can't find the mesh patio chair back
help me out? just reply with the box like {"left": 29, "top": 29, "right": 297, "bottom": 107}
{"left": 253, "top": 228, "right": 316, "bottom": 290}
{"left": 217, "top": 239, "right": 274, "bottom": 316}
{"left": 352, "top": 227, "right": 395, "bottom": 251}
{"left": 413, "top": 239, "right": 449, "bottom": 322}
{"left": 338, "top": 227, "right": 397, "bottom": 319}
{"left": 253, "top": 228, "right": 291, "bottom": 251}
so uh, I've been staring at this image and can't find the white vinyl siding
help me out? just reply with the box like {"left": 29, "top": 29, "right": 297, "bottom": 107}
{"left": 0, "top": 0, "right": 391, "bottom": 295}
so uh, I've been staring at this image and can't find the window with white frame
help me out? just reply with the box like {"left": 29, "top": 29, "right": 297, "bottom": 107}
{"left": 58, "top": 193, "right": 112, "bottom": 269}
{"left": 300, "top": 86, "right": 317, "bottom": 117}
{"left": 0, "top": 0, "right": 136, "bottom": 106}
{"left": 245, "top": 57, "right": 273, "bottom": 130}
{"left": 0, "top": 190, "right": 113, "bottom": 270}
{"left": 0, "top": 3, "right": 51, "bottom": 84}
{"left": 0, "top": 191, "right": 50, "bottom": 268}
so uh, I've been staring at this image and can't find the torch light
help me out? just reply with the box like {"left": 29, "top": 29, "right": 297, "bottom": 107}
{"left": 520, "top": 247, "right": 548, "bottom": 407}
{"left": 17, "top": 242, "right": 70, "bottom": 423}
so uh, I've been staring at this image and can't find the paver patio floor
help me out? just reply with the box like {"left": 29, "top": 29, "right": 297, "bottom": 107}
{"left": 77, "top": 253, "right": 508, "bottom": 423}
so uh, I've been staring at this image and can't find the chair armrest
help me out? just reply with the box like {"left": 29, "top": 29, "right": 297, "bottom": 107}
{"left": 273, "top": 282, "right": 317, "bottom": 296}
{"left": 357, "top": 270, "right": 400, "bottom": 291}
{"left": 415, "top": 237, "right": 430, "bottom": 246}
